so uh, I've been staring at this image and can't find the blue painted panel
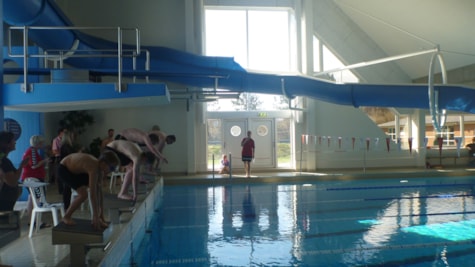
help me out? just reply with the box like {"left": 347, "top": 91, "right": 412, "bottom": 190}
{"left": 3, "top": 46, "right": 41, "bottom": 83}
{"left": 3, "top": 82, "right": 168, "bottom": 105}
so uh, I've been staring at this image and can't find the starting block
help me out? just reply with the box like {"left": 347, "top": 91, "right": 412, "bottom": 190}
{"left": 109, "top": 207, "right": 135, "bottom": 224}
{"left": 103, "top": 193, "right": 136, "bottom": 224}
{"left": 52, "top": 219, "right": 111, "bottom": 267}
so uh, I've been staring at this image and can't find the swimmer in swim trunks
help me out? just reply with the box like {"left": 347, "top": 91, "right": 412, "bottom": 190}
{"left": 105, "top": 140, "right": 155, "bottom": 201}
{"left": 115, "top": 128, "right": 168, "bottom": 164}
{"left": 148, "top": 129, "right": 176, "bottom": 169}
{"left": 58, "top": 151, "right": 119, "bottom": 230}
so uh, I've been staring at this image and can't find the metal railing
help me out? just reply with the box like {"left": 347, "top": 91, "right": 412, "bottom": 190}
{"left": 7, "top": 26, "right": 150, "bottom": 92}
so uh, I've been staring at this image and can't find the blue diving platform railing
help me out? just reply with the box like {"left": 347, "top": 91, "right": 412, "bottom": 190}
{"left": 6, "top": 26, "right": 149, "bottom": 92}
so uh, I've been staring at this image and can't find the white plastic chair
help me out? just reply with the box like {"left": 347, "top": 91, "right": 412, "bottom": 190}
{"left": 109, "top": 171, "right": 125, "bottom": 193}
{"left": 13, "top": 200, "right": 28, "bottom": 218}
{"left": 13, "top": 187, "right": 29, "bottom": 218}
{"left": 24, "top": 178, "right": 65, "bottom": 238}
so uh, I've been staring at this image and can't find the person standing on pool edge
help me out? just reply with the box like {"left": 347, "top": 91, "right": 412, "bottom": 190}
{"left": 241, "top": 130, "right": 255, "bottom": 178}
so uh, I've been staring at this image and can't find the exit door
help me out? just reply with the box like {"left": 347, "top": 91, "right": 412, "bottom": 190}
{"left": 223, "top": 119, "right": 275, "bottom": 169}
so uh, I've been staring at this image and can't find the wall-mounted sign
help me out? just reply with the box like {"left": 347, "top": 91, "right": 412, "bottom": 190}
{"left": 4, "top": 118, "right": 22, "bottom": 141}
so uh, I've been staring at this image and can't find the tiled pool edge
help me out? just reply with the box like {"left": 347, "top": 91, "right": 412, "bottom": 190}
{"left": 163, "top": 169, "right": 475, "bottom": 186}
{"left": 99, "top": 177, "right": 163, "bottom": 267}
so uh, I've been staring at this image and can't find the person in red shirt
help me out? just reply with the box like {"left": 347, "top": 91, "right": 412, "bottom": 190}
{"left": 241, "top": 131, "right": 255, "bottom": 178}
{"left": 21, "top": 135, "right": 50, "bottom": 227}
{"left": 21, "top": 135, "right": 49, "bottom": 182}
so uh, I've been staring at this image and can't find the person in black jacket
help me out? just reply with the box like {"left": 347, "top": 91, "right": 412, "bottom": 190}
{"left": 0, "top": 131, "right": 29, "bottom": 211}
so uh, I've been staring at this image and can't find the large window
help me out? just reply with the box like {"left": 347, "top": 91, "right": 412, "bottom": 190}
{"left": 313, "top": 36, "right": 358, "bottom": 83}
{"left": 205, "top": 9, "right": 294, "bottom": 72}
{"left": 205, "top": 8, "right": 295, "bottom": 111}
{"left": 207, "top": 118, "right": 223, "bottom": 169}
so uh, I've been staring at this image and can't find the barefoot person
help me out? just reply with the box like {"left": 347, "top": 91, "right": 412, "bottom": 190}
{"left": 58, "top": 151, "right": 119, "bottom": 230}
{"left": 148, "top": 129, "right": 176, "bottom": 169}
{"left": 104, "top": 140, "right": 155, "bottom": 201}
{"left": 116, "top": 128, "right": 168, "bottom": 164}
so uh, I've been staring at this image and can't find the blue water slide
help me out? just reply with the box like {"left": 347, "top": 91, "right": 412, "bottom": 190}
{"left": 4, "top": 0, "right": 475, "bottom": 113}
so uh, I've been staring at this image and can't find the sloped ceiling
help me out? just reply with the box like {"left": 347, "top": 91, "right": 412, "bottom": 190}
{"left": 334, "top": 0, "right": 475, "bottom": 80}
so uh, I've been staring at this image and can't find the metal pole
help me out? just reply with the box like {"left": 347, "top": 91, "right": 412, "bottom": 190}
{"left": 212, "top": 154, "right": 215, "bottom": 179}
{"left": 22, "top": 26, "right": 28, "bottom": 92}
{"left": 229, "top": 152, "right": 232, "bottom": 179}
{"left": 300, "top": 135, "right": 303, "bottom": 174}
{"left": 117, "top": 27, "right": 123, "bottom": 92}
{"left": 314, "top": 48, "right": 438, "bottom": 77}
{"left": 363, "top": 148, "right": 366, "bottom": 174}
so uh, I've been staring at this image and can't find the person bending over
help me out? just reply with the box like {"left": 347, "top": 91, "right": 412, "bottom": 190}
{"left": 148, "top": 129, "right": 176, "bottom": 169}
{"left": 58, "top": 151, "right": 119, "bottom": 230}
{"left": 105, "top": 140, "right": 155, "bottom": 201}
{"left": 115, "top": 128, "right": 168, "bottom": 164}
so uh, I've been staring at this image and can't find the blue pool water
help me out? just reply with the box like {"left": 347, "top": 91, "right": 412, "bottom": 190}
{"left": 135, "top": 177, "right": 475, "bottom": 266}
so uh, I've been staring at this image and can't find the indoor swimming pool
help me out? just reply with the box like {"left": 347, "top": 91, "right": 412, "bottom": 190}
{"left": 133, "top": 177, "right": 475, "bottom": 266}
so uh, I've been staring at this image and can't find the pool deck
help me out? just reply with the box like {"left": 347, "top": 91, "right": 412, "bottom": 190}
{"left": 163, "top": 166, "right": 475, "bottom": 185}
{"left": 2, "top": 166, "right": 475, "bottom": 266}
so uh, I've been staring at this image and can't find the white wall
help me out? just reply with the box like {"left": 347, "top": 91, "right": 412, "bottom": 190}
{"left": 295, "top": 98, "right": 423, "bottom": 170}
{"left": 48, "top": 0, "right": 205, "bottom": 174}
{"left": 46, "top": 0, "right": 426, "bottom": 173}
{"left": 44, "top": 100, "right": 197, "bottom": 174}
{"left": 312, "top": 0, "right": 410, "bottom": 83}
{"left": 56, "top": 0, "right": 187, "bottom": 48}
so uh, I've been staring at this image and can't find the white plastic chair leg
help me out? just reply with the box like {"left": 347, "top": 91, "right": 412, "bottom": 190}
{"left": 109, "top": 174, "right": 116, "bottom": 193}
{"left": 29, "top": 211, "right": 37, "bottom": 238}
{"left": 51, "top": 209, "right": 59, "bottom": 226}
{"left": 35, "top": 213, "right": 42, "bottom": 233}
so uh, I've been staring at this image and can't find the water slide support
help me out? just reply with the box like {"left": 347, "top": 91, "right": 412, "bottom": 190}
{"left": 428, "top": 48, "right": 448, "bottom": 133}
